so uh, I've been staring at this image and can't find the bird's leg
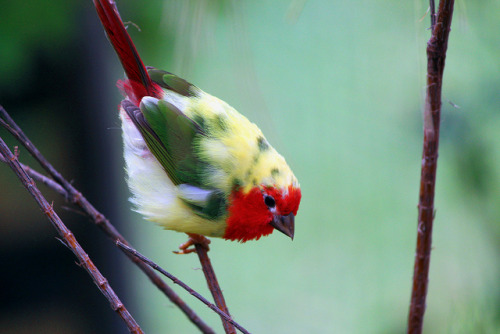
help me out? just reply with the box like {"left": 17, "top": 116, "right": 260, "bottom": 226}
{"left": 174, "top": 233, "right": 211, "bottom": 254}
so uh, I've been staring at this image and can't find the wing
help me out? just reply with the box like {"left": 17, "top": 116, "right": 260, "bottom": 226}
{"left": 122, "top": 98, "right": 205, "bottom": 185}
{"left": 121, "top": 98, "right": 227, "bottom": 219}
{"left": 147, "top": 68, "right": 197, "bottom": 97}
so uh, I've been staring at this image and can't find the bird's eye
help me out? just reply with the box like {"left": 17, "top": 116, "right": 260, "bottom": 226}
{"left": 264, "top": 195, "right": 276, "bottom": 208}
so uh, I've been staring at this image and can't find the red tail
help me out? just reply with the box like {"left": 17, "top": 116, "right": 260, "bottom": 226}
{"left": 93, "top": 0, "right": 162, "bottom": 105}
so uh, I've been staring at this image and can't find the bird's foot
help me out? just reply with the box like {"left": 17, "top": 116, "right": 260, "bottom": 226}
{"left": 174, "top": 233, "right": 211, "bottom": 254}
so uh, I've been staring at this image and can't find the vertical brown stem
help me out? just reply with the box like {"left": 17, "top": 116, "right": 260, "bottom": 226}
{"left": 195, "top": 244, "right": 236, "bottom": 334}
{"left": 408, "top": 0, "right": 455, "bottom": 333}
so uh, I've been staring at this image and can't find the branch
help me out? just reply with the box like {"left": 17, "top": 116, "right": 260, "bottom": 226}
{"left": 0, "top": 153, "right": 66, "bottom": 196}
{"left": 195, "top": 244, "right": 236, "bottom": 334}
{"left": 408, "top": 0, "right": 455, "bottom": 333}
{"left": 0, "top": 105, "right": 214, "bottom": 334}
{"left": 0, "top": 136, "right": 143, "bottom": 334}
{"left": 117, "top": 241, "right": 251, "bottom": 334}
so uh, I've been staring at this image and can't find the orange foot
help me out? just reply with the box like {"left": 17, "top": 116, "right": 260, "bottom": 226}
{"left": 174, "top": 233, "right": 211, "bottom": 254}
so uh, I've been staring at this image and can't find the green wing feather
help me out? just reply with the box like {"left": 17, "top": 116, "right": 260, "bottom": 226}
{"left": 122, "top": 98, "right": 205, "bottom": 186}
{"left": 121, "top": 97, "right": 227, "bottom": 219}
{"left": 147, "top": 68, "right": 196, "bottom": 97}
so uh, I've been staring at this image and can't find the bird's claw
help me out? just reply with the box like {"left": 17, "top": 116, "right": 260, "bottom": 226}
{"left": 174, "top": 233, "right": 211, "bottom": 255}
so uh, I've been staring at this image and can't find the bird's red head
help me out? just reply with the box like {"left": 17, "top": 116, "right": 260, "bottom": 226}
{"left": 223, "top": 185, "right": 301, "bottom": 242}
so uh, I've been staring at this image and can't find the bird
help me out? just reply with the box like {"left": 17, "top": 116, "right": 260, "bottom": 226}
{"left": 93, "top": 0, "right": 301, "bottom": 250}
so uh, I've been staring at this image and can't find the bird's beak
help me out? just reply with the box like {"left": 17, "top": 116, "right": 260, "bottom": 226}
{"left": 270, "top": 213, "right": 295, "bottom": 240}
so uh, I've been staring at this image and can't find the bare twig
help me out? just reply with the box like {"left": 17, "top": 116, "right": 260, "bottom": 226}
{"left": 117, "top": 241, "right": 251, "bottom": 334}
{"left": 195, "top": 244, "right": 236, "bottom": 334}
{"left": 0, "top": 155, "right": 67, "bottom": 197}
{"left": 0, "top": 136, "right": 143, "bottom": 334}
{"left": 0, "top": 108, "right": 73, "bottom": 201}
{"left": 0, "top": 105, "right": 214, "bottom": 334}
{"left": 408, "top": 0, "right": 455, "bottom": 333}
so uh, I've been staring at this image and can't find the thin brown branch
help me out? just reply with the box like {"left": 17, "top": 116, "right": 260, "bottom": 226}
{"left": 195, "top": 244, "right": 236, "bottom": 334}
{"left": 117, "top": 241, "right": 251, "bottom": 334}
{"left": 0, "top": 108, "right": 74, "bottom": 201}
{"left": 0, "top": 155, "right": 67, "bottom": 197}
{"left": 408, "top": 0, "right": 455, "bottom": 333}
{"left": 0, "top": 136, "right": 143, "bottom": 334}
{"left": 0, "top": 105, "right": 214, "bottom": 334}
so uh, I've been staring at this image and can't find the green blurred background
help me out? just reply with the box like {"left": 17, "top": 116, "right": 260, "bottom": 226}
{"left": 1, "top": 0, "right": 499, "bottom": 333}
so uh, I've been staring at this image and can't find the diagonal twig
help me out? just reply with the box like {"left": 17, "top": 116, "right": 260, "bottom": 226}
{"left": 0, "top": 108, "right": 74, "bottom": 201}
{"left": 117, "top": 241, "right": 251, "bottom": 334}
{"left": 0, "top": 136, "right": 143, "bottom": 334}
{"left": 408, "top": 0, "right": 455, "bottom": 333}
{"left": 0, "top": 153, "right": 66, "bottom": 196}
{"left": 0, "top": 105, "right": 214, "bottom": 334}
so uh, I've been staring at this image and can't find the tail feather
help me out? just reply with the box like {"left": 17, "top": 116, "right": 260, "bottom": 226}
{"left": 93, "top": 0, "right": 162, "bottom": 104}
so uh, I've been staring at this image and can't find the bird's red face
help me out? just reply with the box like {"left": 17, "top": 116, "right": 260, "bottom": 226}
{"left": 223, "top": 185, "right": 301, "bottom": 242}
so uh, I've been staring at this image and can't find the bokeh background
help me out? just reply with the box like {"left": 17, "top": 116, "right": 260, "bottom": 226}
{"left": 1, "top": 0, "right": 499, "bottom": 333}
